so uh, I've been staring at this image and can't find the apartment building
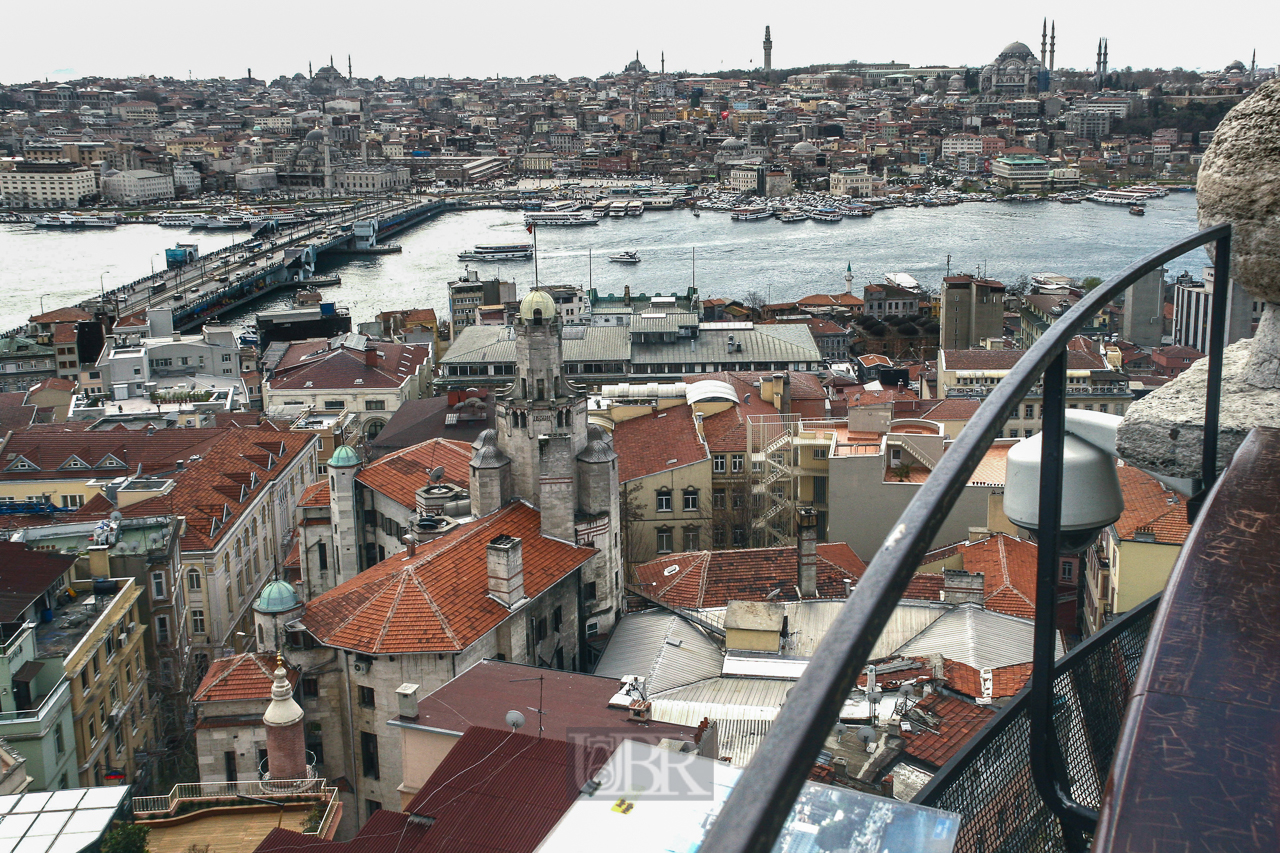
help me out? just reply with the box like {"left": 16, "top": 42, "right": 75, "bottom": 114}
{"left": 0, "top": 161, "right": 97, "bottom": 209}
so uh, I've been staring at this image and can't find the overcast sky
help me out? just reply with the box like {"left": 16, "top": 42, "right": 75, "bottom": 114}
{"left": 4, "top": 4, "right": 1273, "bottom": 85}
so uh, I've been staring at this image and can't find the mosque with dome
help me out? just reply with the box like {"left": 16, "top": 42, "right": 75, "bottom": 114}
{"left": 980, "top": 40, "right": 1045, "bottom": 98}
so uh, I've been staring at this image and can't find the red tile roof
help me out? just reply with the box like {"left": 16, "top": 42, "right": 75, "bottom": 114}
{"left": 87, "top": 427, "right": 318, "bottom": 553}
{"left": 941, "top": 349, "right": 1105, "bottom": 371}
{"left": 922, "top": 399, "right": 982, "bottom": 422}
{"left": 1113, "top": 464, "right": 1192, "bottom": 545}
{"left": 943, "top": 659, "right": 1032, "bottom": 700}
{"left": 631, "top": 543, "right": 946, "bottom": 608}
{"left": 0, "top": 426, "right": 230, "bottom": 481}
{"left": 797, "top": 292, "right": 864, "bottom": 308}
{"left": 194, "top": 652, "right": 297, "bottom": 704}
{"left": 900, "top": 693, "right": 994, "bottom": 767}
{"left": 29, "top": 307, "right": 92, "bottom": 324}
{"left": 298, "top": 481, "right": 330, "bottom": 508}
{"left": 301, "top": 502, "right": 596, "bottom": 654}
{"left": 613, "top": 404, "right": 708, "bottom": 482}
{"left": 949, "top": 534, "right": 1038, "bottom": 619}
{"left": 269, "top": 340, "right": 430, "bottom": 391}
{"left": 842, "top": 384, "right": 918, "bottom": 407}
{"left": 355, "top": 438, "right": 472, "bottom": 506}
{"left": 0, "top": 392, "right": 36, "bottom": 434}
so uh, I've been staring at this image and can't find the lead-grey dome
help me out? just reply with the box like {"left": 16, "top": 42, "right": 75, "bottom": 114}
{"left": 998, "top": 41, "right": 1034, "bottom": 60}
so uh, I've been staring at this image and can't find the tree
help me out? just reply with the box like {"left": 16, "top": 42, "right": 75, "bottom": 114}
{"left": 1007, "top": 274, "right": 1031, "bottom": 297}
{"left": 102, "top": 824, "right": 150, "bottom": 853}
{"left": 1081, "top": 276, "right": 1104, "bottom": 292}
{"left": 744, "top": 290, "right": 766, "bottom": 313}
{"left": 825, "top": 74, "right": 850, "bottom": 97}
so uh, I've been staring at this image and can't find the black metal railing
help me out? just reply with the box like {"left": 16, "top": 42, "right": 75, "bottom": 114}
{"left": 913, "top": 594, "right": 1159, "bottom": 852}
{"left": 701, "top": 224, "right": 1231, "bottom": 853}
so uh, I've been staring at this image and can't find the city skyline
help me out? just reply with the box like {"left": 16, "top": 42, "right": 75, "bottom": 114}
{"left": 4, "top": 4, "right": 1272, "bottom": 85}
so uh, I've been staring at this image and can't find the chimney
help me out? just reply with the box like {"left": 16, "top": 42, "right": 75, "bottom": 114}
{"left": 396, "top": 683, "right": 420, "bottom": 720}
{"left": 263, "top": 654, "right": 307, "bottom": 781}
{"left": 401, "top": 532, "right": 417, "bottom": 558}
{"left": 943, "top": 569, "right": 984, "bottom": 604}
{"left": 797, "top": 507, "right": 819, "bottom": 598}
{"left": 486, "top": 535, "right": 525, "bottom": 606}
{"left": 364, "top": 345, "right": 378, "bottom": 368}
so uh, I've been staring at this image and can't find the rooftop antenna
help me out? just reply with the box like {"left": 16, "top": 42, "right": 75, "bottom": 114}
{"left": 510, "top": 675, "right": 546, "bottom": 737}
{"left": 946, "top": 253, "right": 951, "bottom": 277}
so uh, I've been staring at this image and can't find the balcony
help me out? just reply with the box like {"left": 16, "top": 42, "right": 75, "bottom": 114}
{"left": 700, "top": 224, "right": 1260, "bottom": 853}
{"left": 131, "top": 778, "right": 340, "bottom": 845}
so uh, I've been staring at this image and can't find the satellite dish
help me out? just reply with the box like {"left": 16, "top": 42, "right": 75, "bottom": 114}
{"left": 898, "top": 684, "right": 914, "bottom": 697}
{"left": 429, "top": 466, "right": 445, "bottom": 483}
{"left": 833, "top": 722, "right": 848, "bottom": 742}
{"left": 764, "top": 588, "right": 781, "bottom": 600}
{"left": 505, "top": 710, "right": 526, "bottom": 731}
{"left": 109, "top": 511, "right": 123, "bottom": 523}
{"left": 855, "top": 726, "right": 877, "bottom": 745}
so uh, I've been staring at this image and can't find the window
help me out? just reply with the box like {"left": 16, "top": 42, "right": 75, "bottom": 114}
{"left": 125, "top": 663, "right": 132, "bottom": 686}
{"left": 361, "top": 731, "right": 380, "bottom": 779}
{"left": 81, "top": 669, "right": 89, "bottom": 693}
{"left": 1060, "top": 560, "right": 1074, "bottom": 581}
{"left": 302, "top": 678, "right": 319, "bottom": 698}
{"left": 358, "top": 685, "right": 375, "bottom": 708}
{"left": 683, "top": 527, "right": 701, "bottom": 550}
{"left": 55, "top": 723, "right": 65, "bottom": 755}
{"left": 583, "top": 581, "right": 597, "bottom": 601}
{"left": 366, "top": 800, "right": 382, "bottom": 817}
{"left": 222, "top": 353, "right": 232, "bottom": 362}
{"left": 191, "top": 609, "right": 205, "bottom": 635}
{"left": 731, "top": 454, "right": 744, "bottom": 474}
{"left": 188, "top": 569, "right": 202, "bottom": 590}
{"left": 92, "top": 652, "right": 101, "bottom": 679}
{"left": 88, "top": 718, "right": 97, "bottom": 744}
{"left": 1024, "top": 429, "right": 1034, "bottom": 438}
{"left": 656, "top": 490, "right": 672, "bottom": 512}
{"left": 324, "top": 400, "right": 344, "bottom": 410}
{"left": 732, "top": 490, "right": 745, "bottom": 509}
{"left": 683, "top": 489, "right": 699, "bottom": 512}
{"left": 656, "top": 527, "right": 673, "bottom": 554}
{"left": 155, "top": 615, "right": 170, "bottom": 646}
{"left": 812, "top": 447, "right": 828, "bottom": 460}
{"left": 586, "top": 620, "right": 600, "bottom": 638}
{"left": 61, "top": 494, "right": 84, "bottom": 509}
{"left": 114, "top": 727, "right": 125, "bottom": 755}
{"left": 365, "top": 399, "right": 385, "bottom": 411}
{"left": 712, "top": 454, "right": 726, "bottom": 474}
{"left": 712, "top": 488, "right": 726, "bottom": 509}
{"left": 1024, "top": 404, "right": 1035, "bottom": 419}
{"left": 553, "top": 605, "right": 563, "bottom": 632}
{"left": 150, "top": 571, "right": 166, "bottom": 600}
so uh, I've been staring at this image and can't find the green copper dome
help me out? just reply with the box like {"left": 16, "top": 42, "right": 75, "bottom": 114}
{"left": 255, "top": 579, "right": 302, "bottom": 614}
{"left": 328, "top": 444, "right": 360, "bottom": 468}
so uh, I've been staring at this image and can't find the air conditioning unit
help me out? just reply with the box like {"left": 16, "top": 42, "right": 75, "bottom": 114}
{"left": 128, "top": 622, "right": 137, "bottom": 634}
{"left": 118, "top": 633, "right": 128, "bottom": 646}
{"left": 352, "top": 662, "right": 367, "bottom": 674}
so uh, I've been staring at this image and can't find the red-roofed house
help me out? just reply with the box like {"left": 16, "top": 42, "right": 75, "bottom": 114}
{"left": 264, "top": 337, "right": 432, "bottom": 442}
{"left": 1084, "top": 464, "right": 1193, "bottom": 634}
{"left": 612, "top": 404, "right": 711, "bottom": 566}
{"left": 193, "top": 653, "right": 301, "bottom": 783}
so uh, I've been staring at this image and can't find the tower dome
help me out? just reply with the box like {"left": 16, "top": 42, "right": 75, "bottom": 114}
{"left": 999, "top": 41, "right": 1034, "bottom": 59}
{"left": 304, "top": 127, "right": 325, "bottom": 144}
{"left": 255, "top": 579, "right": 302, "bottom": 614}
{"left": 328, "top": 445, "right": 360, "bottom": 468}
{"left": 518, "top": 289, "right": 557, "bottom": 323}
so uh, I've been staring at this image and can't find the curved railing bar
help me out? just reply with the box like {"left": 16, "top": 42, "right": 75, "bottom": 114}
{"left": 700, "top": 224, "right": 1232, "bottom": 853}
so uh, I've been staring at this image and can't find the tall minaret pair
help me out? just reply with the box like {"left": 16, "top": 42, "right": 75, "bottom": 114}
{"left": 763, "top": 26, "right": 773, "bottom": 76}
{"left": 1096, "top": 38, "right": 1109, "bottom": 88}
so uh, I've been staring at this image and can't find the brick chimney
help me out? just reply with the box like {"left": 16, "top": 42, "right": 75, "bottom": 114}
{"left": 943, "top": 569, "right": 985, "bottom": 604}
{"left": 486, "top": 535, "right": 525, "bottom": 606}
{"left": 364, "top": 345, "right": 378, "bottom": 368}
{"left": 797, "top": 506, "right": 819, "bottom": 598}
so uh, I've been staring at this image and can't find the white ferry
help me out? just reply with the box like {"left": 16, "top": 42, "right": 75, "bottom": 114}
{"left": 641, "top": 196, "right": 675, "bottom": 210}
{"left": 809, "top": 208, "right": 844, "bottom": 222}
{"left": 157, "top": 212, "right": 198, "bottom": 226}
{"left": 592, "top": 200, "right": 612, "bottom": 217}
{"left": 731, "top": 207, "right": 773, "bottom": 221}
{"left": 32, "top": 212, "right": 120, "bottom": 228}
{"left": 457, "top": 243, "right": 534, "bottom": 261}
{"left": 776, "top": 210, "right": 808, "bottom": 223}
{"left": 523, "top": 211, "right": 598, "bottom": 226}
{"left": 626, "top": 200, "right": 644, "bottom": 216}
{"left": 608, "top": 202, "right": 628, "bottom": 217}
{"left": 1086, "top": 189, "right": 1158, "bottom": 206}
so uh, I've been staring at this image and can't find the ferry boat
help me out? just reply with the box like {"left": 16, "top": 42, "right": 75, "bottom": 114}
{"left": 1086, "top": 189, "right": 1157, "bottom": 206}
{"left": 608, "top": 202, "right": 628, "bottom": 218}
{"left": 592, "top": 200, "right": 612, "bottom": 217}
{"left": 31, "top": 212, "right": 120, "bottom": 228}
{"left": 776, "top": 209, "right": 808, "bottom": 223}
{"left": 641, "top": 196, "right": 675, "bottom": 210}
{"left": 541, "top": 200, "right": 580, "bottom": 213}
{"left": 457, "top": 243, "right": 534, "bottom": 261}
{"left": 157, "top": 212, "right": 198, "bottom": 226}
{"left": 731, "top": 207, "right": 773, "bottom": 221}
{"left": 609, "top": 251, "right": 641, "bottom": 264}
{"left": 1129, "top": 205, "right": 1146, "bottom": 216}
{"left": 523, "top": 211, "right": 598, "bottom": 226}
{"left": 191, "top": 214, "right": 248, "bottom": 229}
{"left": 809, "top": 208, "right": 844, "bottom": 222}
{"left": 626, "top": 200, "right": 644, "bottom": 216}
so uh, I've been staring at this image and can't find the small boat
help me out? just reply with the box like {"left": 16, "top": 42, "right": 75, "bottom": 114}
{"left": 1129, "top": 205, "right": 1146, "bottom": 216}
{"left": 609, "top": 251, "right": 641, "bottom": 264}
{"left": 777, "top": 209, "right": 808, "bottom": 223}
{"left": 731, "top": 207, "right": 772, "bottom": 221}
{"left": 691, "top": 209, "right": 701, "bottom": 217}
{"left": 809, "top": 208, "right": 843, "bottom": 222}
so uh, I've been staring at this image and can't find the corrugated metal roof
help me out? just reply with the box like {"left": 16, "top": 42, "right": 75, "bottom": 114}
{"left": 698, "top": 600, "right": 948, "bottom": 660}
{"left": 593, "top": 609, "right": 724, "bottom": 694}
{"left": 892, "top": 602, "right": 1063, "bottom": 669}
{"left": 649, "top": 677, "right": 791, "bottom": 766}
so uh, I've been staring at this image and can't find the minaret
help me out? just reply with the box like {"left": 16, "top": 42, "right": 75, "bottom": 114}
{"left": 348, "top": 55, "right": 352, "bottom": 80}
{"left": 661, "top": 52, "right": 665, "bottom": 75}
{"left": 845, "top": 263, "right": 853, "bottom": 295}
{"left": 1049, "top": 22, "right": 1056, "bottom": 73}
{"left": 1040, "top": 19, "right": 1047, "bottom": 66}
{"left": 263, "top": 654, "right": 307, "bottom": 782}
{"left": 308, "top": 61, "right": 313, "bottom": 79}
{"left": 1102, "top": 39, "right": 1109, "bottom": 84}
{"left": 763, "top": 26, "right": 773, "bottom": 76}
{"left": 1096, "top": 40, "right": 1103, "bottom": 86}
{"left": 1251, "top": 49, "right": 1256, "bottom": 82}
